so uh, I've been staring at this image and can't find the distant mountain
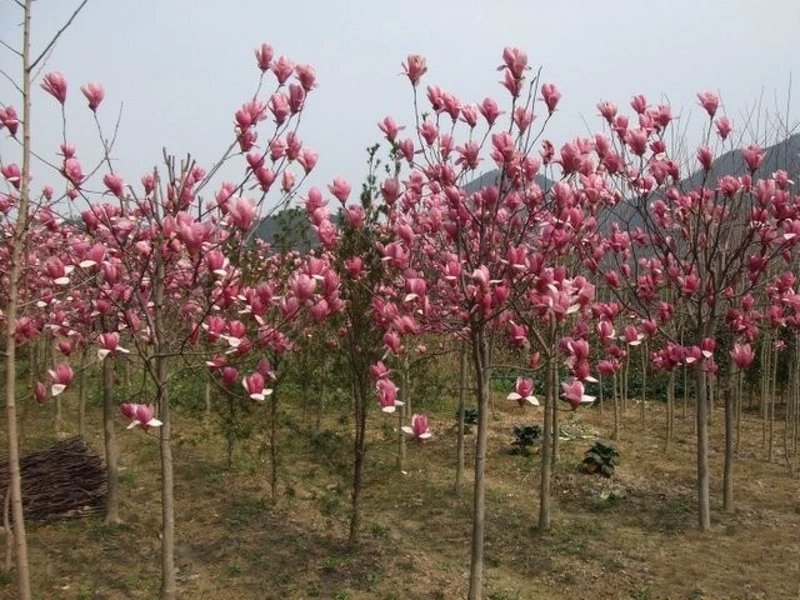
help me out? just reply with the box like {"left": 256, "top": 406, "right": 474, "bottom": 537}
{"left": 681, "top": 132, "right": 800, "bottom": 190}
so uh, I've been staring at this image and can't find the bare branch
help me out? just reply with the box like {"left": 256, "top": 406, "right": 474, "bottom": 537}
{"left": 0, "top": 68, "right": 24, "bottom": 95}
{"left": 0, "top": 39, "right": 22, "bottom": 57}
{"left": 29, "top": 0, "right": 90, "bottom": 72}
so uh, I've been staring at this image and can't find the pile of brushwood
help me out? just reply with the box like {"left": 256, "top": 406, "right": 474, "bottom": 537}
{"left": 0, "top": 436, "right": 106, "bottom": 521}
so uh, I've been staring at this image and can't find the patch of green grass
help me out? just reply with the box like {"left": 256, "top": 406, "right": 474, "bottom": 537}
{"left": 119, "top": 470, "right": 137, "bottom": 486}
{"left": 224, "top": 562, "right": 247, "bottom": 578}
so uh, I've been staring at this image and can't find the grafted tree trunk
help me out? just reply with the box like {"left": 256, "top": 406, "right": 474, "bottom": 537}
{"left": 102, "top": 355, "right": 121, "bottom": 524}
{"left": 695, "top": 363, "right": 711, "bottom": 531}
{"left": 538, "top": 352, "right": 557, "bottom": 531}
{"left": 723, "top": 366, "right": 739, "bottom": 511}
{"left": 467, "top": 331, "right": 490, "bottom": 600}
{"left": 78, "top": 348, "right": 88, "bottom": 438}
{"left": 3, "top": 3, "right": 33, "bottom": 596}
{"left": 396, "top": 355, "right": 409, "bottom": 472}
{"left": 454, "top": 342, "right": 468, "bottom": 495}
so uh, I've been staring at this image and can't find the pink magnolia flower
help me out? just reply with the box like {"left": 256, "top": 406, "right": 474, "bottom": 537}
{"left": 377, "top": 378, "right": 403, "bottom": 413}
{"left": 561, "top": 378, "right": 595, "bottom": 409}
{"left": 103, "top": 173, "right": 125, "bottom": 198}
{"left": 221, "top": 366, "right": 238, "bottom": 387}
{"left": 0, "top": 106, "right": 19, "bottom": 136}
{"left": 508, "top": 376, "right": 539, "bottom": 406}
{"left": 328, "top": 178, "right": 351, "bottom": 204}
{"left": 45, "top": 257, "right": 74, "bottom": 285}
{"left": 741, "top": 144, "right": 764, "bottom": 172}
{"left": 345, "top": 256, "right": 364, "bottom": 279}
{"left": 62, "top": 158, "right": 85, "bottom": 187}
{"left": 97, "top": 332, "right": 129, "bottom": 360}
{"left": 121, "top": 403, "right": 162, "bottom": 431}
{"left": 540, "top": 83, "right": 561, "bottom": 114}
{"left": 402, "top": 413, "right": 432, "bottom": 440}
{"left": 378, "top": 116, "right": 404, "bottom": 142}
{"left": 271, "top": 55, "right": 295, "bottom": 85}
{"left": 34, "top": 381, "right": 47, "bottom": 404}
{"left": 80, "top": 82, "right": 105, "bottom": 111}
{"left": 255, "top": 43, "right": 273, "bottom": 72}
{"left": 295, "top": 64, "right": 316, "bottom": 91}
{"left": 402, "top": 54, "right": 427, "bottom": 86}
{"left": 621, "top": 325, "right": 644, "bottom": 346}
{"left": 227, "top": 196, "right": 257, "bottom": 230}
{"left": 48, "top": 363, "right": 74, "bottom": 397}
{"left": 498, "top": 47, "right": 528, "bottom": 80}
{"left": 243, "top": 372, "right": 272, "bottom": 402}
{"left": 370, "top": 361, "right": 389, "bottom": 380}
{"left": 697, "top": 91, "right": 720, "bottom": 118}
{"left": 730, "top": 343, "right": 755, "bottom": 370}
{"left": 715, "top": 116, "right": 733, "bottom": 140}
{"left": 41, "top": 71, "right": 67, "bottom": 104}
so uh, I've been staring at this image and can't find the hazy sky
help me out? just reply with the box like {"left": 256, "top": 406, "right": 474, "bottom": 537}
{"left": 1, "top": 0, "right": 799, "bottom": 207}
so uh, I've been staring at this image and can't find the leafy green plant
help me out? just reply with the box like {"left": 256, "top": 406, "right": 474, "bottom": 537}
{"left": 456, "top": 407, "right": 479, "bottom": 433}
{"left": 583, "top": 441, "right": 620, "bottom": 478}
{"left": 510, "top": 425, "right": 541, "bottom": 455}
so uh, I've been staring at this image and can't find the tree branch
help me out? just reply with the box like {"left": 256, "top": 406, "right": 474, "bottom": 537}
{"left": 29, "top": 0, "right": 90, "bottom": 72}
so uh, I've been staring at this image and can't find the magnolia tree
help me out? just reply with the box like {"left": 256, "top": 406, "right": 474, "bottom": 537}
{"left": 0, "top": 2, "right": 97, "bottom": 598}
{"left": 360, "top": 48, "right": 605, "bottom": 599}
{"left": 5, "top": 15, "right": 337, "bottom": 596}
{"left": 593, "top": 92, "right": 800, "bottom": 527}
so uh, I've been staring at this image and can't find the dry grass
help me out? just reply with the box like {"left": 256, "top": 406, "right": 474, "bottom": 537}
{"left": 1, "top": 390, "right": 799, "bottom": 600}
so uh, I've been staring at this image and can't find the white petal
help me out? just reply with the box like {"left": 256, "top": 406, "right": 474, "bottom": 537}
{"left": 97, "top": 348, "right": 110, "bottom": 360}
{"left": 147, "top": 418, "right": 163, "bottom": 428}
{"left": 79, "top": 259, "right": 96, "bottom": 268}
{"left": 507, "top": 392, "right": 522, "bottom": 401}
{"left": 54, "top": 276, "right": 70, "bottom": 286}
{"left": 381, "top": 405, "right": 397, "bottom": 414}
{"left": 51, "top": 384, "right": 66, "bottom": 396}
{"left": 526, "top": 396, "right": 540, "bottom": 406}
{"left": 418, "top": 432, "right": 432, "bottom": 439}
{"left": 401, "top": 426, "right": 413, "bottom": 435}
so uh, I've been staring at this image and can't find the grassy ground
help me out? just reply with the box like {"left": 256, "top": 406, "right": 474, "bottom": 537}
{"left": 1, "top": 390, "right": 799, "bottom": 600}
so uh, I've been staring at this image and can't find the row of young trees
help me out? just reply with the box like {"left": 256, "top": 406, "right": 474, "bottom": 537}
{"left": 3, "top": 3, "right": 800, "bottom": 599}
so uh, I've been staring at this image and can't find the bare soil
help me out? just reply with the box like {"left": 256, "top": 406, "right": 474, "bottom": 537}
{"left": 1, "top": 393, "right": 799, "bottom": 600}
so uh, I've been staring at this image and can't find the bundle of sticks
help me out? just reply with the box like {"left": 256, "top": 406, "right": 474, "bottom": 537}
{"left": 0, "top": 436, "right": 106, "bottom": 522}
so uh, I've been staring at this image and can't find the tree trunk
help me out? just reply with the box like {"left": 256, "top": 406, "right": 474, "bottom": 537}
{"left": 640, "top": 342, "right": 648, "bottom": 423}
{"left": 538, "top": 354, "right": 556, "bottom": 532}
{"left": 761, "top": 339, "right": 769, "bottom": 448}
{"left": 397, "top": 355, "right": 409, "bottom": 472}
{"left": 769, "top": 343, "right": 777, "bottom": 462}
{"left": 3, "top": 3, "right": 33, "bottom": 595}
{"left": 612, "top": 372, "right": 620, "bottom": 441}
{"left": 78, "top": 348, "right": 88, "bottom": 438}
{"left": 269, "top": 382, "right": 279, "bottom": 502}
{"left": 103, "top": 355, "right": 121, "bottom": 524}
{"left": 665, "top": 370, "right": 675, "bottom": 450}
{"left": 723, "top": 369, "right": 738, "bottom": 511}
{"left": 454, "top": 342, "right": 468, "bottom": 495}
{"left": 695, "top": 364, "right": 711, "bottom": 531}
{"left": 551, "top": 378, "right": 560, "bottom": 471}
{"left": 154, "top": 257, "right": 176, "bottom": 600}
{"left": 467, "top": 332, "right": 490, "bottom": 600}
{"left": 348, "top": 374, "right": 369, "bottom": 549}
